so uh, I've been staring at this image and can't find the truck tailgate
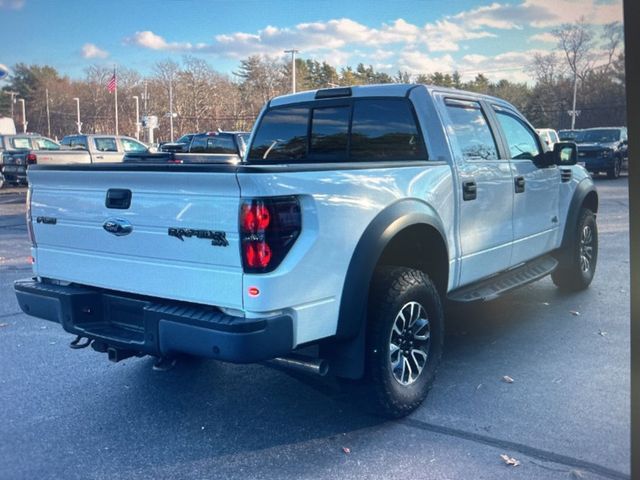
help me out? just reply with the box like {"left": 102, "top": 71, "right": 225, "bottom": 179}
{"left": 28, "top": 167, "right": 243, "bottom": 309}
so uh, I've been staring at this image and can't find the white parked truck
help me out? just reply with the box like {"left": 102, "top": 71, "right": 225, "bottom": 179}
{"left": 15, "top": 84, "right": 597, "bottom": 417}
{"left": 36, "top": 134, "right": 148, "bottom": 164}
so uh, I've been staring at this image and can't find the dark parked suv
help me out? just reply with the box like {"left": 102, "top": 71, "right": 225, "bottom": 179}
{"left": 575, "top": 127, "right": 628, "bottom": 179}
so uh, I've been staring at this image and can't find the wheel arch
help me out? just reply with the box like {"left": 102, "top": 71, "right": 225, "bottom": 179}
{"left": 561, "top": 180, "right": 598, "bottom": 251}
{"left": 321, "top": 199, "right": 449, "bottom": 378}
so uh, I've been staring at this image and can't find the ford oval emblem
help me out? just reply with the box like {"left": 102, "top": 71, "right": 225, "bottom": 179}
{"left": 103, "top": 218, "right": 133, "bottom": 236}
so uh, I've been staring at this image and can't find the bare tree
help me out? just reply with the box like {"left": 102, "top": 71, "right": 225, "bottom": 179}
{"left": 553, "top": 17, "right": 595, "bottom": 128}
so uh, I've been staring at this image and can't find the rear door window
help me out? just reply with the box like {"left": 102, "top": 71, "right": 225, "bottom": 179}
{"left": 34, "top": 138, "right": 60, "bottom": 150}
{"left": 94, "top": 137, "right": 118, "bottom": 152}
{"left": 444, "top": 99, "right": 499, "bottom": 161}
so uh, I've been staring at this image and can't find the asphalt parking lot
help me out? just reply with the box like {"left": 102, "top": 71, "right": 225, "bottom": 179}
{"left": 0, "top": 177, "right": 630, "bottom": 480}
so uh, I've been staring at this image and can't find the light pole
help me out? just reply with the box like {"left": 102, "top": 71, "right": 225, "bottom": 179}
{"left": 4, "top": 91, "right": 18, "bottom": 119}
{"left": 169, "top": 78, "right": 174, "bottom": 142}
{"left": 18, "top": 98, "right": 27, "bottom": 133}
{"left": 133, "top": 95, "right": 140, "bottom": 140}
{"left": 284, "top": 49, "right": 299, "bottom": 93}
{"left": 72, "top": 97, "right": 82, "bottom": 133}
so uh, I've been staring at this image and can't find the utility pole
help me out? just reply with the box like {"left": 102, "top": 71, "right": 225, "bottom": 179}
{"left": 114, "top": 65, "right": 119, "bottom": 135}
{"left": 4, "top": 91, "right": 18, "bottom": 119}
{"left": 133, "top": 95, "right": 140, "bottom": 140}
{"left": 284, "top": 49, "right": 299, "bottom": 93}
{"left": 570, "top": 71, "right": 579, "bottom": 129}
{"left": 169, "top": 77, "right": 174, "bottom": 142}
{"left": 45, "top": 88, "right": 51, "bottom": 137}
{"left": 73, "top": 97, "right": 81, "bottom": 133}
{"left": 18, "top": 98, "right": 27, "bottom": 133}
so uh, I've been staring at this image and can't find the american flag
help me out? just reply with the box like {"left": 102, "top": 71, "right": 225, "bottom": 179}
{"left": 107, "top": 72, "right": 116, "bottom": 93}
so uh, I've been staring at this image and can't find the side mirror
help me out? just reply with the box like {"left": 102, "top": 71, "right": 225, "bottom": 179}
{"left": 549, "top": 142, "right": 577, "bottom": 166}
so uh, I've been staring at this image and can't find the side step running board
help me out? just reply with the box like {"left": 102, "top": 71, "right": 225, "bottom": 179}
{"left": 448, "top": 255, "right": 558, "bottom": 303}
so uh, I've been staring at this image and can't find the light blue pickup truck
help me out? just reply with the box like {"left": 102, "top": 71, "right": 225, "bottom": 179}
{"left": 15, "top": 84, "right": 598, "bottom": 417}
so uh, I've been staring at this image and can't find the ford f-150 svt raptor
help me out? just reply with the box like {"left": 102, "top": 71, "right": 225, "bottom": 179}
{"left": 14, "top": 84, "right": 598, "bottom": 417}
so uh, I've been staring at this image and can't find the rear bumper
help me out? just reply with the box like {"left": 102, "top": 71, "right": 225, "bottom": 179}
{"left": 1, "top": 165, "right": 27, "bottom": 183}
{"left": 14, "top": 279, "right": 293, "bottom": 363}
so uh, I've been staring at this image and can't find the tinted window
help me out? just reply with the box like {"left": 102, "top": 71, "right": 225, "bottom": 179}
{"left": 94, "top": 137, "right": 118, "bottom": 152}
{"left": 189, "top": 136, "right": 207, "bottom": 153}
{"left": 248, "top": 107, "right": 308, "bottom": 161}
{"left": 445, "top": 100, "right": 498, "bottom": 161}
{"left": 576, "top": 129, "right": 621, "bottom": 143}
{"left": 205, "top": 136, "right": 237, "bottom": 154}
{"left": 495, "top": 111, "right": 541, "bottom": 160}
{"left": 121, "top": 138, "right": 147, "bottom": 152}
{"left": 310, "top": 106, "right": 349, "bottom": 158}
{"left": 351, "top": 99, "right": 424, "bottom": 160}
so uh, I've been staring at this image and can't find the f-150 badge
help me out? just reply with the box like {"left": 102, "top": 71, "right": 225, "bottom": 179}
{"left": 168, "top": 228, "right": 229, "bottom": 247}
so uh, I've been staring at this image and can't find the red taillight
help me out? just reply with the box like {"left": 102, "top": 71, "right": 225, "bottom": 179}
{"left": 244, "top": 241, "right": 272, "bottom": 268}
{"left": 239, "top": 197, "right": 301, "bottom": 273}
{"left": 26, "top": 153, "right": 37, "bottom": 164}
{"left": 241, "top": 201, "right": 271, "bottom": 231}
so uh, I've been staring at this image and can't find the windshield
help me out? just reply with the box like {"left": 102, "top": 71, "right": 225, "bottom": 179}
{"left": 575, "top": 129, "right": 620, "bottom": 143}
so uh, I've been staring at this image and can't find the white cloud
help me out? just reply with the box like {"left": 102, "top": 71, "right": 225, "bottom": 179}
{"left": 81, "top": 43, "right": 109, "bottom": 59}
{"left": 528, "top": 32, "right": 557, "bottom": 43}
{"left": 126, "top": 31, "right": 193, "bottom": 51}
{"left": 422, "top": 19, "right": 496, "bottom": 52}
{"left": 397, "top": 51, "right": 456, "bottom": 74}
{"left": 523, "top": 0, "right": 623, "bottom": 27}
{"left": 0, "top": 0, "right": 25, "bottom": 10}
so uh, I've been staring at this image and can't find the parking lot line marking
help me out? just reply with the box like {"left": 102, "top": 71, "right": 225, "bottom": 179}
{"left": 399, "top": 418, "right": 629, "bottom": 480}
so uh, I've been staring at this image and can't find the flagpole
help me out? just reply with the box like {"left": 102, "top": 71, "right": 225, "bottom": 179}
{"left": 114, "top": 65, "right": 119, "bottom": 135}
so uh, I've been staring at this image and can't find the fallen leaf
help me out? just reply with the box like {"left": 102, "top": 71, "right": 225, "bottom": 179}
{"left": 476, "top": 383, "right": 483, "bottom": 390}
{"left": 598, "top": 330, "right": 608, "bottom": 336}
{"left": 502, "top": 375, "right": 514, "bottom": 383}
{"left": 569, "top": 310, "right": 580, "bottom": 316}
{"left": 569, "top": 469, "right": 585, "bottom": 478}
{"left": 0, "top": 323, "right": 8, "bottom": 328}
{"left": 342, "top": 447, "right": 351, "bottom": 454}
{"left": 500, "top": 454, "right": 520, "bottom": 466}
{"left": 542, "top": 302, "right": 550, "bottom": 306}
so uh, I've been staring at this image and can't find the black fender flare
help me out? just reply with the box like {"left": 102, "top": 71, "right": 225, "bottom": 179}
{"left": 560, "top": 179, "right": 598, "bottom": 252}
{"left": 321, "top": 199, "right": 448, "bottom": 378}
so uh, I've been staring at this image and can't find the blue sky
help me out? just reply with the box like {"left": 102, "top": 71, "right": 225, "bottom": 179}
{"left": 0, "top": 0, "right": 623, "bottom": 83}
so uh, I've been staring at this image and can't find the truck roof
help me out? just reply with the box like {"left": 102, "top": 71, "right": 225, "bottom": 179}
{"left": 269, "top": 83, "right": 514, "bottom": 110}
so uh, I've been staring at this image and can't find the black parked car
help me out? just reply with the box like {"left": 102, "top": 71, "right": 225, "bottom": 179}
{"left": 575, "top": 127, "right": 628, "bottom": 179}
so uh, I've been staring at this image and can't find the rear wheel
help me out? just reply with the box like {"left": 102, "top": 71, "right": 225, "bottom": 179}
{"left": 364, "top": 266, "right": 444, "bottom": 418}
{"left": 552, "top": 208, "right": 598, "bottom": 291}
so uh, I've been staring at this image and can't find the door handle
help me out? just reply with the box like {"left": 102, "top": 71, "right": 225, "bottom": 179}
{"left": 95, "top": 155, "right": 104, "bottom": 160}
{"left": 515, "top": 176, "right": 525, "bottom": 193}
{"left": 462, "top": 180, "right": 477, "bottom": 201}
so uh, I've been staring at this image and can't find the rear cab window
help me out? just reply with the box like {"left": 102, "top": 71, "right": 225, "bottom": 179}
{"left": 10, "top": 137, "right": 32, "bottom": 149}
{"left": 247, "top": 98, "right": 427, "bottom": 163}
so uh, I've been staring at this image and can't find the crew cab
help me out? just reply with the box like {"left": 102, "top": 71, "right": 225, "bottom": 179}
{"left": 574, "top": 127, "right": 628, "bottom": 179}
{"left": 14, "top": 84, "right": 598, "bottom": 417}
{"left": 0, "top": 134, "right": 61, "bottom": 188}
{"left": 36, "top": 134, "right": 149, "bottom": 165}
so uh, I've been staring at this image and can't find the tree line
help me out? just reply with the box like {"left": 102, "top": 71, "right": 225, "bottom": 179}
{"left": 0, "top": 19, "right": 625, "bottom": 142}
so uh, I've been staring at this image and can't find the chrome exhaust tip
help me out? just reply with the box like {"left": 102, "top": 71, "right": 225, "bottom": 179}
{"left": 269, "top": 354, "right": 329, "bottom": 376}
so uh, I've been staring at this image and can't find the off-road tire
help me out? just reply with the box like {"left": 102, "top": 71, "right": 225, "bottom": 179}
{"left": 365, "top": 266, "right": 444, "bottom": 418}
{"left": 552, "top": 208, "right": 598, "bottom": 291}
